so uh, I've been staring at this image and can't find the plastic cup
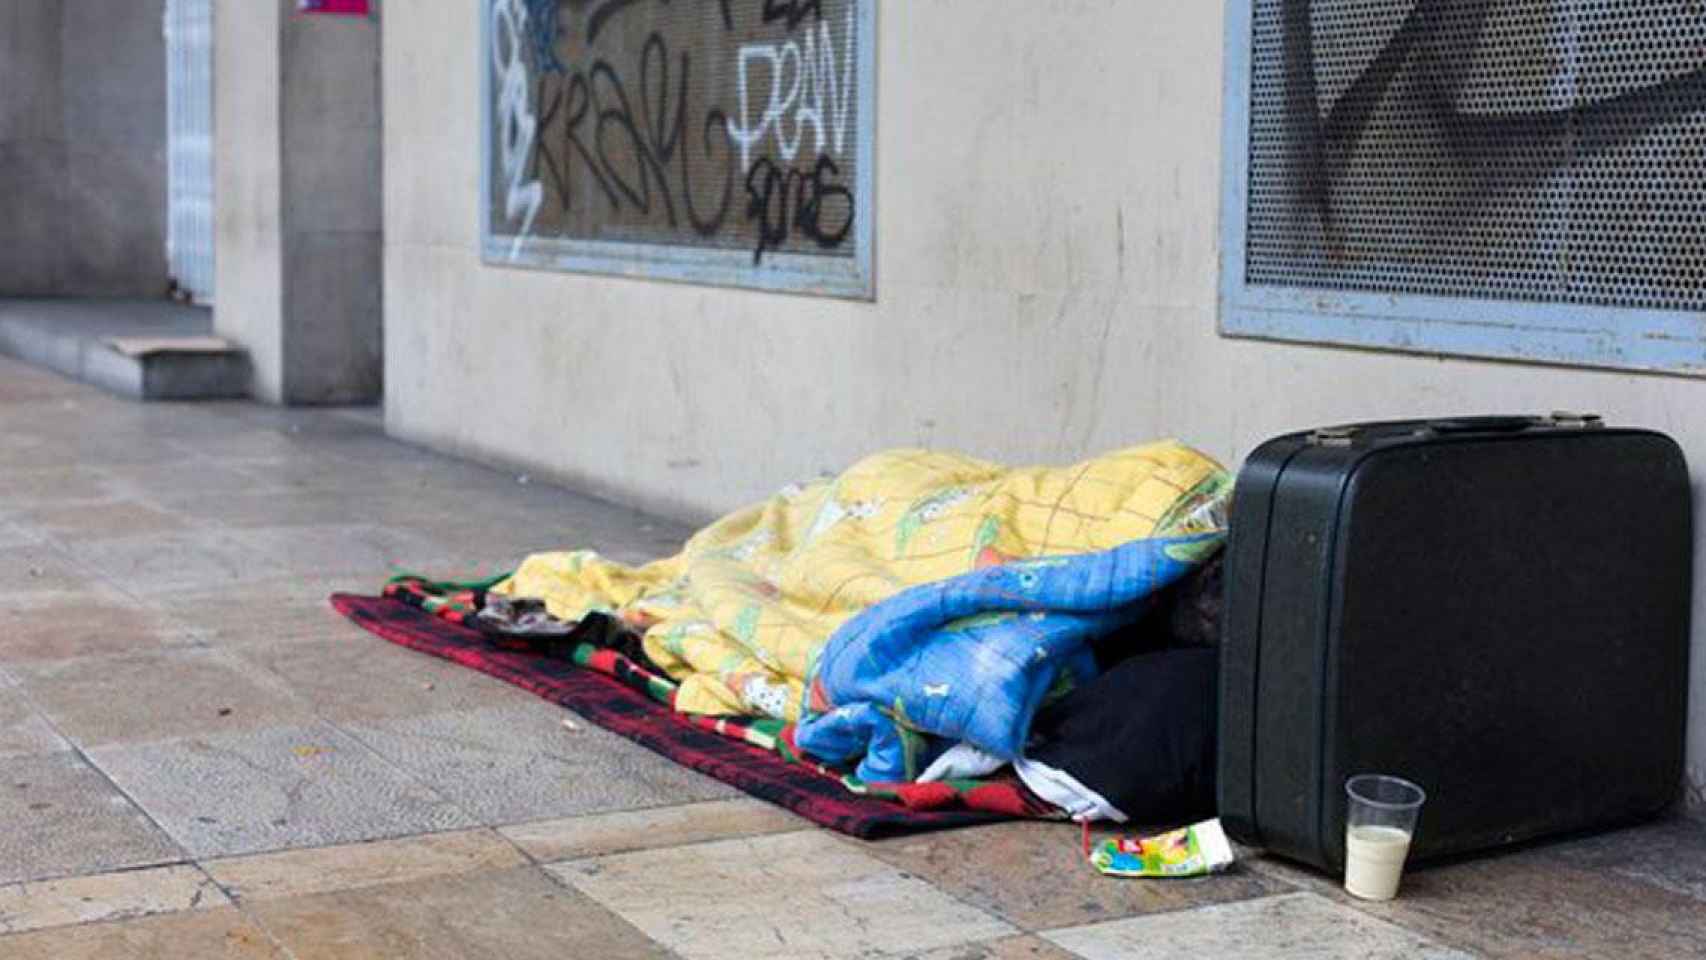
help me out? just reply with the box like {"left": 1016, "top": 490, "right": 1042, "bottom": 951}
{"left": 1343, "top": 774, "right": 1426, "bottom": 901}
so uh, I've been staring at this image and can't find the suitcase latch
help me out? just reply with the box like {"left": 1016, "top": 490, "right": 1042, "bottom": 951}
{"left": 1548, "top": 411, "right": 1605, "bottom": 429}
{"left": 1308, "top": 426, "right": 1357, "bottom": 447}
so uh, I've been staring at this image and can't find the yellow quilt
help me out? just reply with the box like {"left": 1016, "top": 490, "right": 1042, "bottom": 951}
{"left": 493, "top": 441, "right": 1230, "bottom": 720}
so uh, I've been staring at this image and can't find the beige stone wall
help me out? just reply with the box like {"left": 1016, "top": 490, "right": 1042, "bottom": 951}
{"left": 214, "top": 0, "right": 381, "bottom": 405}
{"left": 213, "top": 0, "right": 285, "bottom": 401}
{"left": 382, "top": 1, "right": 1706, "bottom": 799}
{"left": 0, "top": 0, "right": 169, "bottom": 297}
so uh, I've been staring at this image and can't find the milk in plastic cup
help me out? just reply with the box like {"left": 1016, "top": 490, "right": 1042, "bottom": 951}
{"left": 1344, "top": 774, "right": 1426, "bottom": 901}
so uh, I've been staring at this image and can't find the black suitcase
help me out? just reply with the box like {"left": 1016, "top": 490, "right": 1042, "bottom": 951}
{"left": 1218, "top": 414, "right": 1692, "bottom": 872}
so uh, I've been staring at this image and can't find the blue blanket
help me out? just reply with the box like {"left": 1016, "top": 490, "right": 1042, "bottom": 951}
{"left": 793, "top": 532, "right": 1224, "bottom": 784}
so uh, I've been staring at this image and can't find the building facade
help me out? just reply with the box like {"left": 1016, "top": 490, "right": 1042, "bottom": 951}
{"left": 371, "top": 1, "right": 1706, "bottom": 799}
{"left": 3, "top": 0, "right": 1700, "bottom": 801}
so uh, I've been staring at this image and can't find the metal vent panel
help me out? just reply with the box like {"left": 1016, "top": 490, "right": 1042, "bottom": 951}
{"left": 1222, "top": 1, "right": 1706, "bottom": 374}
{"left": 480, "top": 0, "right": 876, "bottom": 299}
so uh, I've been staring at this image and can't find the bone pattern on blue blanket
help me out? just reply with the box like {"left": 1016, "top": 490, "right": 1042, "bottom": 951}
{"left": 794, "top": 532, "right": 1224, "bottom": 784}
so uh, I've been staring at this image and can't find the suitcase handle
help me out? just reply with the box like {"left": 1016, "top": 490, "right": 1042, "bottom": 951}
{"left": 1309, "top": 414, "right": 1603, "bottom": 447}
{"left": 1422, "top": 416, "right": 1539, "bottom": 435}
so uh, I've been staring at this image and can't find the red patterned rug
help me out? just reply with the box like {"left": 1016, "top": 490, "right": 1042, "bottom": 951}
{"left": 331, "top": 593, "right": 1055, "bottom": 839}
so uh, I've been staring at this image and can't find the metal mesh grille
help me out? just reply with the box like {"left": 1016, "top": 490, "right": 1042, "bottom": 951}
{"left": 165, "top": 0, "right": 215, "bottom": 303}
{"left": 1245, "top": 1, "right": 1706, "bottom": 312}
{"left": 487, "top": 0, "right": 864, "bottom": 263}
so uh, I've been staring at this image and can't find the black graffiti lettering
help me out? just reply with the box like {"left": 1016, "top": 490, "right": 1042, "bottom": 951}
{"left": 641, "top": 38, "right": 734, "bottom": 236}
{"left": 797, "top": 154, "right": 853, "bottom": 249}
{"left": 745, "top": 159, "right": 790, "bottom": 264}
{"left": 585, "top": 0, "right": 644, "bottom": 44}
{"left": 562, "top": 71, "right": 620, "bottom": 212}
{"left": 531, "top": 75, "right": 565, "bottom": 199}
{"left": 639, "top": 34, "right": 684, "bottom": 168}
{"left": 761, "top": 0, "right": 822, "bottom": 29}
{"left": 587, "top": 0, "right": 732, "bottom": 41}
{"left": 552, "top": 33, "right": 731, "bottom": 233}
{"left": 503, "top": 0, "right": 857, "bottom": 258}
{"left": 681, "top": 102, "right": 735, "bottom": 236}
{"left": 594, "top": 60, "right": 679, "bottom": 223}
{"left": 1285, "top": 0, "right": 1706, "bottom": 235}
{"left": 744, "top": 154, "right": 852, "bottom": 264}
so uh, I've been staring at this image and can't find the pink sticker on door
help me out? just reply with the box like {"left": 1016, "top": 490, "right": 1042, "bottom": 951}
{"left": 297, "top": 0, "right": 370, "bottom": 16}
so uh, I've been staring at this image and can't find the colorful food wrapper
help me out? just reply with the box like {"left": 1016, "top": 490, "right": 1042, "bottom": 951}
{"left": 1087, "top": 818, "right": 1235, "bottom": 878}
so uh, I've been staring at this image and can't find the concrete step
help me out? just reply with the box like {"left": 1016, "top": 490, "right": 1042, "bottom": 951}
{"left": 0, "top": 299, "right": 250, "bottom": 401}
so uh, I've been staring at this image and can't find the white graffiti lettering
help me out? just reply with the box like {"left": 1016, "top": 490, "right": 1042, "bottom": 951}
{"left": 728, "top": 5, "right": 856, "bottom": 173}
{"left": 492, "top": 0, "right": 543, "bottom": 259}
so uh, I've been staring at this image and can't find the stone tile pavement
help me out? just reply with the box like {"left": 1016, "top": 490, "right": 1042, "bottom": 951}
{"left": 1, "top": 353, "right": 1703, "bottom": 958}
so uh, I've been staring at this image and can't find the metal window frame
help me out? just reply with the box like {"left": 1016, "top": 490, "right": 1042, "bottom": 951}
{"left": 165, "top": 0, "right": 216, "bottom": 304}
{"left": 478, "top": 0, "right": 877, "bottom": 301}
{"left": 1217, "top": 0, "right": 1706, "bottom": 376}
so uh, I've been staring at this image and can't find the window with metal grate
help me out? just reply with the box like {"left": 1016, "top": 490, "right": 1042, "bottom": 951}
{"left": 479, "top": 0, "right": 876, "bottom": 300}
{"left": 1220, "top": 0, "right": 1706, "bottom": 374}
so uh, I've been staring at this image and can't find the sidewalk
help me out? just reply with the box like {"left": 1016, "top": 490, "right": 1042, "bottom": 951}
{"left": 0, "top": 353, "right": 1701, "bottom": 958}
